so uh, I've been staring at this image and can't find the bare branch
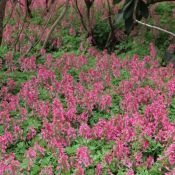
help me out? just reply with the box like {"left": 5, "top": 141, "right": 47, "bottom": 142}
{"left": 23, "top": 12, "right": 53, "bottom": 56}
{"left": 135, "top": 19, "right": 175, "bottom": 37}
{"left": 74, "top": 0, "right": 88, "bottom": 31}
{"left": 133, "top": 0, "right": 175, "bottom": 37}
{"left": 43, "top": 0, "right": 69, "bottom": 49}
{"left": 105, "top": 0, "right": 115, "bottom": 48}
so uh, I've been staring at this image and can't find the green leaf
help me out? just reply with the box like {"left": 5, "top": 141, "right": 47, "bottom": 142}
{"left": 17, "top": 142, "right": 25, "bottom": 149}
{"left": 85, "top": 169, "right": 95, "bottom": 174}
{"left": 31, "top": 165, "right": 41, "bottom": 175}
{"left": 65, "top": 145, "right": 79, "bottom": 156}
{"left": 40, "top": 156, "right": 52, "bottom": 166}
{"left": 113, "top": 0, "right": 122, "bottom": 4}
{"left": 21, "top": 159, "right": 29, "bottom": 169}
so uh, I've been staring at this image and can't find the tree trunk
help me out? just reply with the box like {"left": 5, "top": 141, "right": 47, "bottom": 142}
{"left": 25, "top": 0, "right": 33, "bottom": 18}
{"left": 0, "top": 0, "right": 7, "bottom": 46}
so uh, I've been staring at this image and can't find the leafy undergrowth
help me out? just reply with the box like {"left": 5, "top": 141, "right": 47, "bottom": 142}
{"left": 1, "top": 44, "right": 175, "bottom": 175}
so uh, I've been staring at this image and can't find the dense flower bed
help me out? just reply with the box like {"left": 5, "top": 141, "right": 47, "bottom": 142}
{"left": 0, "top": 44, "right": 175, "bottom": 174}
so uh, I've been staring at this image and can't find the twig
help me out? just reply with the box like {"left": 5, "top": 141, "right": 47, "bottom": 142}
{"left": 43, "top": 0, "right": 69, "bottom": 49}
{"left": 24, "top": 14, "right": 53, "bottom": 56}
{"left": 135, "top": 19, "right": 175, "bottom": 37}
{"left": 73, "top": 0, "right": 87, "bottom": 31}
{"left": 21, "top": 3, "right": 65, "bottom": 57}
{"left": 105, "top": 0, "right": 115, "bottom": 48}
{"left": 13, "top": 13, "right": 28, "bottom": 54}
{"left": 133, "top": 0, "right": 175, "bottom": 37}
{"left": 106, "top": 0, "right": 114, "bottom": 33}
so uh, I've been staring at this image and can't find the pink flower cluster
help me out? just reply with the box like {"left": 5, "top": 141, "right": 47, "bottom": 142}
{"left": 1, "top": 44, "right": 175, "bottom": 174}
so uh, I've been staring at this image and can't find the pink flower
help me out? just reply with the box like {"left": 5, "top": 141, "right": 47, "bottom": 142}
{"left": 143, "top": 140, "right": 149, "bottom": 150}
{"left": 135, "top": 152, "right": 142, "bottom": 162}
{"left": 87, "top": 36, "right": 93, "bottom": 44}
{"left": 99, "top": 94, "right": 112, "bottom": 111}
{"left": 111, "top": 54, "right": 121, "bottom": 78}
{"left": 34, "top": 143, "right": 45, "bottom": 155}
{"left": 40, "top": 48, "right": 46, "bottom": 55}
{"left": 165, "top": 144, "right": 175, "bottom": 165}
{"left": 27, "top": 127, "right": 36, "bottom": 140}
{"left": 104, "top": 153, "right": 113, "bottom": 164}
{"left": 7, "top": 78, "right": 16, "bottom": 91}
{"left": 21, "top": 107, "right": 27, "bottom": 120}
{"left": 25, "top": 148, "right": 36, "bottom": 160}
{"left": 126, "top": 169, "right": 135, "bottom": 175}
{"left": 57, "top": 153, "right": 70, "bottom": 172}
{"left": 19, "top": 56, "right": 36, "bottom": 72}
{"left": 76, "top": 146, "right": 92, "bottom": 167}
{"left": 0, "top": 153, "right": 21, "bottom": 174}
{"left": 75, "top": 166, "right": 85, "bottom": 175}
{"left": 36, "top": 101, "right": 50, "bottom": 118}
{"left": 66, "top": 107, "right": 76, "bottom": 121}
{"left": 166, "top": 78, "right": 175, "bottom": 97}
{"left": 150, "top": 42, "right": 156, "bottom": 58}
{"left": 92, "top": 119, "right": 107, "bottom": 139}
{"left": 45, "top": 54, "right": 53, "bottom": 68}
{"left": 78, "top": 112, "right": 89, "bottom": 123}
{"left": 105, "top": 74, "right": 111, "bottom": 86}
{"left": 146, "top": 156, "right": 154, "bottom": 169}
{"left": 79, "top": 124, "right": 91, "bottom": 139}
{"left": 69, "top": 27, "right": 76, "bottom": 36}
{"left": 95, "top": 163, "right": 102, "bottom": 175}
{"left": 5, "top": 52, "right": 14, "bottom": 70}
{"left": 52, "top": 98, "right": 64, "bottom": 121}
{"left": 66, "top": 127, "right": 76, "bottom": 139}
{"left": 113, "top": 140, "right": 129, "bottom": 160}
{"left": 39, "top": 166, "right": 53, "bottom": 175}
